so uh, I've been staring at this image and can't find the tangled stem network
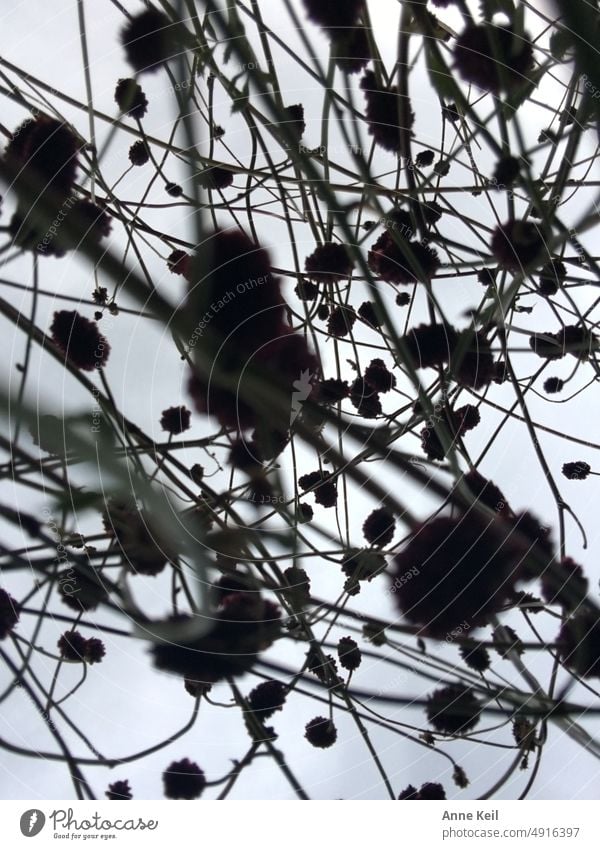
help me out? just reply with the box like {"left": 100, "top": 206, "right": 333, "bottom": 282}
{"left": 0, "top": 0, "right": 599, "bottom": 802}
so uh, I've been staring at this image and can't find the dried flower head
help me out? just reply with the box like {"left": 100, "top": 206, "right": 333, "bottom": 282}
{"left": 160, "top": 405, "right": 191, "bottom": 435}
{"left": 562, "top": 461, "right": 591, "bottom": 481}
{"left": 299, "top": 469, "right": 338, "bottom": 508}
{"left": 541, "top": 557, "right": 588, "bottom": 611}
{"left": 361, "top": 71, "right": 414, "bottom": 152}
{"left": 337, "top": 636, "right": 362, "bottom": 671}
{"left": 416, "top": 149, "right": 435, "bottom": 168}
{"left": 84, "top": 637, "right": 106, "bottom": 664}
{"left": 462, "top": 470, "right": 510, "bottom": 515}
{"left": 103, "top": 499, "right": 174, "bottom": 577}
{"left": 543, "top": 377, "right": 564, "bottom": 394}
{"left": 129, "top": 140, "right": 150, "bottom": 166}
{"left": 247, "top": 680, "right": 287, "bottom": 718}
{"left": 162, "top": 758, "right": 206, "bottom": 799}
{"left": 330, "top": 25, "right": 371, "bottom": 74}
{"left": 453, "top": 24, "right": 534, "bottom": 93}
{"left": 197, "top": 167, "right": 234, "bottom": 190}
{"left": 295, "top": 279, "right": 319, "bottom": 301}
{"left": 106, "top": 780, "right": 133, "bottom": 800}
{"left": 493, "top": 155, "right": 520, "bottom": 186}
{"left": 282, "top": 103, "right": 305, "bottom": 139}
{"left": 417, "top": 782, "right": 447, "bottom": 800}
{"left": 121, "top": 9, "right": 177, "bottom": 74}
{"left": 58, "top": 567, "right": 108, "bottom": 612}
{"left": 364, "top": 358, "right": 396, "bottom": 393}
{"left": 452, "top": 329, "right": 496, "bottom": 389}
{"left": 305, "top": 716, "right": 338, "bottom": 748}
{"left": 459, "top": 643, "right": 491, "bottom": 672}
{"left": 165, "top": 181, "right": 183, "bottom": 197}
{"left": 368, "top": 230, "right": 439, "bottom": 284}
{"left": 349, "top": 376, "right": 382, "bottom": 418}
{"left": 316, "top": 378, "right": 349, "bottom": 404}
{"left": 151, "top": 592, "right": 282, "bottom": 685}
{"left": 305, "top": 242, "right": 354, "bottom": 283}
{"left": 362, "top": 507, "right": 395, "bottom": 546}
{"left": 5, "top": 115, "right": 80, "bottom": 198}
{"left": 491, "top": 219, "right": 546, "bottom": 271}
{"left": 50, "top": 311, "right": 110, "bottom": 371}
{"left": 426, "top": 683, "right": 481, "bottom": 735}
{"left": 167, "top": 249, "right": 191, "bottom": 278}
{"left": 402, "top": 323, "right": 458, "bottom": 368}
{"left": 327, "top": 305, "right": 357, "bottom": 338}
{"left": 538, "top": 259, "right": 567, "bottom": 296}
{"left": 302, "top": 0, "right": 365, "bottom": 32}
{"left": 114, "top": 78, "right": 148, "bottom": 119}
{"left": 0, "top": 589, "right": 19, "bottom": 639}
{"left": 57, "top": 630, "right": 87, "bottom": 661}
{"left": 559, "top": 612, "right": 600, "bottom": 679}
{"left": 357, "top": 300, "right": 384, "bottom": 328}
{"left": 391, "top": 513, "right": 539, "bottom": 636}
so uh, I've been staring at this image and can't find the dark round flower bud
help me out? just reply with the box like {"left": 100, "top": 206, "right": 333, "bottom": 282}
{"left": 357, "top": 301, "right": 384, "bottom": 328}
{"left": 197, "top": 167, "right": 234, "bottom": 190}
{"left": 541, "top": 557, "right": 588, "bottom": 611}
{"left": 368, "top": 230, "right": 439, "bottom": 284}
{"left": 162, "top": 758, "right": 206, "bottom": 799}
{"left": 305, "top": 242, "right": 354, "bottom": 283}
{"left": 327, "top": 305, "right": 357, "bottom": 338}
{"left": 106, "top": 780, "right": 132, "bottom": 800}
{"left": 0, "top": 589, "right": 19, "bottom": 639}
{"left": 562, "top": 461, "right": 591, "bottom": 481}
{"left": 57, "top": 630, "right": 87, "bottom": 661}
{"left": 294, "top": 279, "right": 319, "bottom": 301}
{"left": 401, "top": 323, "right": 458, "bottom": 368}
{"left": 301, "top": 0, "right": 365, "bottom": 32}
{"left": 84, "top": 637, "right": 106, "bottom": 664}
{"left": 426, "top": 683, "right": 481, "bottom": 735}
{"left": 415, "top": 149, "right": 435, "bottom": 168}
{"left": 305, "top": 716, "right": 338, "bottom": 748}
{"left": 538, "top": 259, "right": 566, "bottom": 296}
{"left": 491, "top": 219, "right": 546, "bottom": 271}
{"left": 121, "top": 10, "right": 177, "bottom": 74}
{"left": 160, "top": 405, "right": 191, "bottom": 435}
{"left": 361, "top": 71, "right": 414, "bottom": 152}
{"left": 167, "top": 249, "right": 191, "bottom": 278}
{"left": 543, "top": 377, "right": 564, "bottom": 394}
{"left": 418, "top": 782, "right": 447, "bottom": 800}
{"left": 58, "top": 567, "right": 108, "bottom": 612}
{"left": 337, "top": 636, "right": 362, "bottom": 671}
{"left": 349, "top": 377, "right": 382, "bottom": 418}
{"left": 362, "top": 507, "right": 395, "bottom": 546}
{"left": 129, "top": 140, "right": 150, "bottom": 166}
{"left": 317, "top": 378, "right": 349, "bottom": 404}
{"left": 114, "top": 78, "right": 148, "bottom": 119}
{"left": 247, "top": 680, "right": 287, "bottom": 718}
{"left": 50, "top": 311, "right": 110, "bottom": 371}
{"left": 391, "top": 513, "right": 543, "bottom": 637}
{"left": 282, "top": 103, "right": 305, "bottom": 139}
{"left": 559, "top": 613, "right": 600, "bottom": 679}
{"left": 364, "top": 358, "right": 396, "bottom": 393}
{"left": 165, "top": 181, "right": 183, "bottom": 197}
{"left": 454, "top": 24, "right": 534, "bottom": 93}
{"left": 459, "top": 643, "right": 491, "bottom": 672}
{"left": 330, "top": 25, "right": 370, "bottom": 74}
{"left": 493, "top": 156, "right": 520, "bottom": 186}
{"left": 5, "top": 115, "right": 80, "bottom": 199}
